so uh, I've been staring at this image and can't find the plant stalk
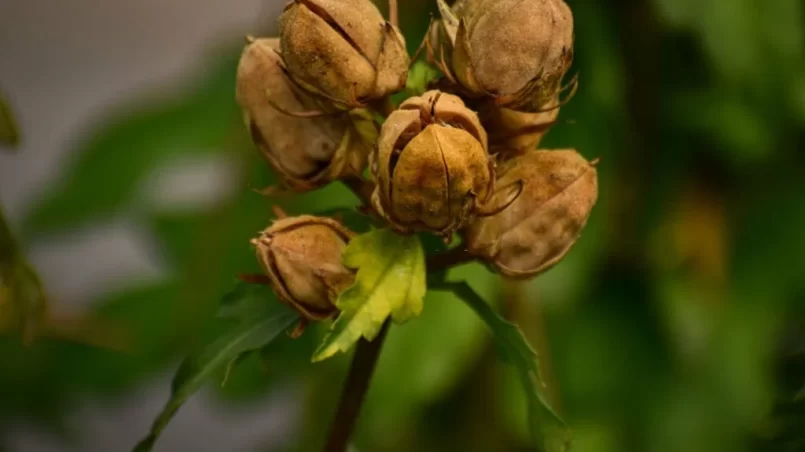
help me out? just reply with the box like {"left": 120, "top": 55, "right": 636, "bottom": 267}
{"left": 324, "top": 320, "right": 390, "bottom": 452}
{"left": 426, "top": 245, "right": 476, "bottom": 273}
{"left": 322, "top": 214, "right": 476, "bottom": 451}
{"left": 342, "top": 176, "right": 375, "bottom": 207}
{"left": 388, "top": 0, "right": 399, "bottom": 29}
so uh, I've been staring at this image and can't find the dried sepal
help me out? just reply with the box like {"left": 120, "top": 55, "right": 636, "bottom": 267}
{"left": 436, "top": 0, "right": 460, "bottom": 45}
{"left": 480, "top": 94, "right": 561, "bottom": 156}
{"left": 464, "top": 149, "right": 598, "bottom": 278}
{"left": 251, "top": 215, "right": 356, "bottom": 321}
{"left": 370, "top": 90, "right": 495, "bottom": 240}
{"left": 373, "top": 22, "right": 410, "bottom": 98}
{"left": 279, "top": 0, "right": 409, "bottom": 110}
{"left": 235, "top": 38, "right": 373, "bottom": 191}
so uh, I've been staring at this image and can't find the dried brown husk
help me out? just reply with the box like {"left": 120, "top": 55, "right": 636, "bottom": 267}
{"left": 370, "top": 90, "right": 497, "bottom": 240}
{"left": 480, "top": 94, "right": 561, "bottom": 156}
{"left": 252, "top": 215, "right": 355, "bottom": 321}
{"left": 279, "top": 0, "right": 409, "bottom": 109}
{"left": 235, "top": 38, "right": 373, "bottom": 191}
{"left": 464, "top": 149, "right": 598, "bottom": 278}
{"left": 433, "top": 0, "right": 574, "bottom": 112}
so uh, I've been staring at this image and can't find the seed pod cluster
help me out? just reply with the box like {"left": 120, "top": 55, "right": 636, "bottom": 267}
{"left": 370, "top": 90, "right": 497, "bottom": 240}
{"left": 237, "top": 0, "right": 597, "bottom": 300}
{"left": 464, "top": 150, "right": 598, "bottom": 278}
{"left": 252, "top": 216, "right": 356, "bottom": 320}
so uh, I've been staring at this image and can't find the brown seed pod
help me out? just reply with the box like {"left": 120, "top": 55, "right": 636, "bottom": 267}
{"left": 464, "top": 149, "right": 598, "bottom": 278}
{"left": 235, "top": 37, "right": 373, "bottom": 191}
{"left": 251, "top": 215, "right": 356, "bottom": 321}
{"left": 279, "top": 0, "right": 409, "bottom": 109}
{"left": 432, "top": 0, "right": 575, "bottom": 112}
{"left": 371, "top": 90, "right": 514, "bottom": 241}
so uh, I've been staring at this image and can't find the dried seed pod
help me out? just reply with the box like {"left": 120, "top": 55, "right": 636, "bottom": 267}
{"left": 279, "top": 0, "right": 409, "bottom": 109}
{"left": 480, "top": 94, "right": 561, "bottom": 155}
{"left": 441, "top": 0, "right": 574, "bottom": 111}
{"left": 251, "top": 215, "right": 355, "bottom": 320}
{"left": 464, "top": 149, "right": 598, "bottom": 278}
{"left": 371, "top": 90, "right": 508, "bottom": 240}
{"left": 235, "top": 38, "right": 373, "bottom": 191}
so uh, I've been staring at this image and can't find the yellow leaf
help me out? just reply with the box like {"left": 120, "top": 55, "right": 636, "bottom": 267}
{"left": 313, "top": 229, "right": 426, "bottom": 362}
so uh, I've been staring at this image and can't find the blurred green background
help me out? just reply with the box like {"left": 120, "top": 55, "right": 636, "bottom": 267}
{"left": 1, "top": 0, "right": 804, "bottom": 451}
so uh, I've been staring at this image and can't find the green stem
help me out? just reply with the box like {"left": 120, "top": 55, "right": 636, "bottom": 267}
{"left": 324, "top": 320, "right": 391, "bottom": 452}
{"left": 503, "top": 282, "right": 562, "bottom": 415}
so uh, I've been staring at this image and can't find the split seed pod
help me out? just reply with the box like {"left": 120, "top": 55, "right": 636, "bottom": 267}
{"left": 252, "top": 215, "right": 355, "bottom": 320}
{"left": 437, "top": 0, "right": 575, "bottom": 112}
{"left": 464, "top": 149, "right": 598, "bottom": 278}
{"left": 279, "top": 0, "right": 409, "bottom": 109}
{"left": 236, "top": 38, "right": 373, "bottom": 191}
{"left": 371, "top": 90, "right": 511, "bottom": 240}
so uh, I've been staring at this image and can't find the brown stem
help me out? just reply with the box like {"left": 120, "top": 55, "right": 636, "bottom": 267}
{"left": 324, "top": 320, "right": 391, "bottom": 452}
{"left": 341, "top": 176, "right": 375, "bottom": 207}
{"left": 236, "top": 273, "right": 273, "bottom": 285}
{"left": 426, "top": 245, "right": 477, "bottom": 273}
{"left": 388, "top": 0, "right": 399, "bottom": 29}
{"left": 370, "top": 97, "right": 397, "bottom": 118}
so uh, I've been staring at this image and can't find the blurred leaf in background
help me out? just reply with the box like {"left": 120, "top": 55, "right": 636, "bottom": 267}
{"left": 20, "top": 49, "right": 243, "bottom": 236}
{"left": 134, "top": 283, "right": 300, "bottom": 452}
{"left": 0, "top": 204, "right": 45, "bottom": 343}
{"left": 433, "top": 278, "right": 571, "bottom": 452}
{"left": 0, "top": 91, "right": 20, "bottom": 149}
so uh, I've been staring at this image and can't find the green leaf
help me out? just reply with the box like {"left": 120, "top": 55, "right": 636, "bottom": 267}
{"left": 406, "top": 61, "right": 441, "bottom": 97}
{"left": 0, "top": 92, "right": 20, "bottom": 149}
{"left": 217, "top": 281, "right": 283, "bottom": 321}
{"left": 133, "top": 285, "right": 299, "bottom": 452}
{"left": 312, "top": 229, "right": 426, "bottom": 362}
{"left": 435, "top": 280, "right": 571, "bottom": 452}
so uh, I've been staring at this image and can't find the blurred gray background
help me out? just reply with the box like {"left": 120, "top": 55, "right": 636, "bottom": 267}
{"left": 1, "top": 1, "right": 296, "bottom": 450}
